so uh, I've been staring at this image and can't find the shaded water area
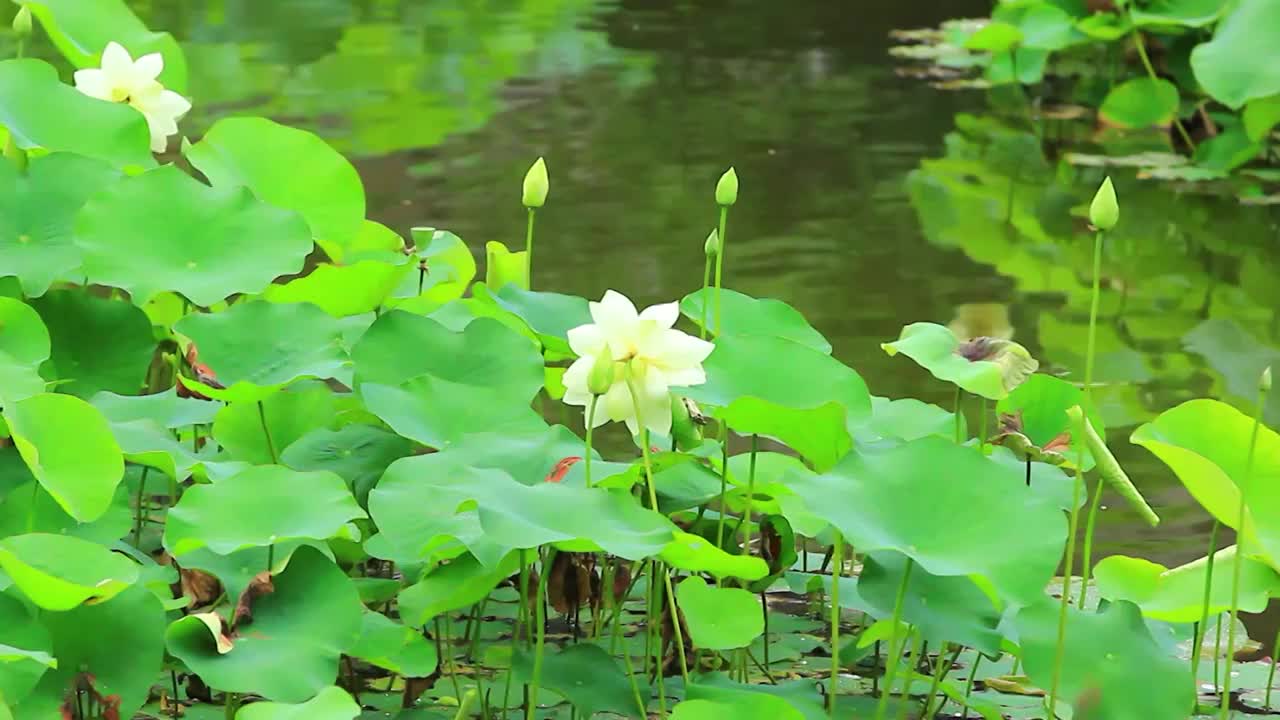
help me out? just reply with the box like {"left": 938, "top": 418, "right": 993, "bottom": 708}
{"left": 101, "top": 1, "right": 1279, "bottom": 578}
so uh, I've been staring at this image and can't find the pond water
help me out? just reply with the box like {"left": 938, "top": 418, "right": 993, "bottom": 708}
{"left": 115, "top": 1, "right": 1280, "bottom": 572}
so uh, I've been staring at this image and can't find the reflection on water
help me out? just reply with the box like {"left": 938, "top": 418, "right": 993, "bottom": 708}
{"left": 70, "top": 0, "right": 1276, "bottom": 565}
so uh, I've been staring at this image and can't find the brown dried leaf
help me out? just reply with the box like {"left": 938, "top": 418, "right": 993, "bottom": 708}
{"left": 180, "top": 567, "right": 223, "bottom": 607}
{"left": 232, "top": 571, "right": 274, "bottom": 629}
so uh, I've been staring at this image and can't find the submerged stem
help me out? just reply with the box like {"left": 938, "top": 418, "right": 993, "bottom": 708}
{"left": 875, "top": 559, "right": 914, "bottom": 720}
{"left": 830, "top": 532, "right": 843, "bottom": 717}
{"left": 1220, "top": 379, "right": 1270, "bottom": 719}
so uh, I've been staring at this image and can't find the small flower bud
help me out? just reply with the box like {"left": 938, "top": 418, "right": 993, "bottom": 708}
{"left": 1089, "top": 176, "right": 1118, "bottom": 231}
{"left": 587, "top": 344, "right": 614, "bottom": 396}
{"left": 670, "top": 395, "right": 704, "bottom": 451}
{"left": 715, "top": 167, "right": 738, "bottom": 206}
{"left": 704, "top": 229, "right": 719, "bottom": 259}
{"left": 1262, "top": 366, "right": 1272, "bottom": 393}
{"left": 13, "top": 6, "right": 32, "bottom": 38}
{"left": 522, "top": 156, "right": 548, "bottom": 208}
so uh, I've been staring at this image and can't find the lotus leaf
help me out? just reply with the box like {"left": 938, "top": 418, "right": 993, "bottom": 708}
{"left": 212, "top": 385, "right": 337, "bottom": 465}
{"left": 1131, "top": 0, "right": 1229, "bottom": 28}
{"left": 511, "top": 643, "right": 645, "bottom": 718}
{"left": 882, "top": 323, "right": 1037, "bottom": 400}
{"left": 398, "top": 552, "right": 521, "bottom": 626}
{"left": 484, "top": 241, "right": 528, "bottom": 290}
{"left": 1190, "top": 0, "right": 1280, "bottom": 108}
{"left": 680, "top": 288, "right": 830, "bottom": 353}
{"left": 92, "top": 387, "right": 221, "bottom": 429}
{"left": 1094, "top": 546, "right": 1280, "bottom": 622}
{"left": 491, "top": 284, "right": 592, "bottom": 358}
{"left": 1099, "top": 78, "right": 1181, "bottom": 128}
{"left": 387, "top": 229, "right": 476, "bottom": 313}
{"left": 31, "top": 290, "right": 154, "bottom": 397}
{"left": 236, "top": 686, "right": 359, "bottom": 720}
{"left": 0, "top": 533, "right": 137, "bottom": 611}
{"left": 0, "top": 480, "right": 131, "bottom": 545}
{"left": 677, "top": 576, "right": 763, "bottom": 650}
{"left": 0, "top": 593, "right": 52, "bottom": 707}
{"left": 280, "top": 424, "right": 413, "bottom": 507}
{"left": 349, "top": 611, "right": 438, "bottom": 677}
{"left": 0, "top": 297, "right": 49, "bottom": 404}
{"left": 265, "top": 259, "right": 412, "bottom": 317}
{"left": 661, "top": 531, "right": 769, "bottom": 581}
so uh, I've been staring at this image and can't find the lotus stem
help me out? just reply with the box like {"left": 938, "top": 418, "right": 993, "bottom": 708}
{"left": 662, "top": 568, "right": 691, "bottom": 687}
{"left": 618, "top": 622, "right": 650, "bottom": 718}
{"left": 895, "top": 635, "right": 923, "bottom": 720}
{"left": 875, "top": 559, "right": 914, "bottom": 720}
{"left": 830, "top": 532, "right": 843, "bottom": 717}
{"left": 923, "top": 643, "right": 961, "bottom": 717}
{"left": 1077, "top": 480, "right": 1104, "bottom": 609}
{"left": 584, "top": 395, "right": 598, "bottom": 487}
{"left": 452, "top": 689, "right": 478, "bottom": 720}
{"left": 713, "top": 206, "right": 728, "bottom": 336}
{"left": 1265, "top": 626, "right": 1280, "bottom": 708}
{"left": 257, "top": 401, "right": 278, "bottom": 464}
{"left": 528, "top": 548, "right": 555, "bottom": 720}
{"left": 1128, "top": 26, "right": 1196, "bottom": 151}
{"left": 953, "top": 387, "right": 963, "bottom": 443}
{"left": 715, "top": 430, "right": 730, "bottom": 577}
{"left": 739, "top": 434, "right": 759, "bottom": 547}
{"left": 1191, "top": 521, "right": 1221, "bottom": 689}
{"left": 524, "top": 208, "right": 536, "bottom": 289}
{"left": 1048, "top": 437, "right": 1087, "bottom": 719}
{"left": 1073, "top": 228, "right": 1104, "bottom": 605}
{"left": 961, "top": 653, "right": 983, "bottom": 720}
{"left": 978, "top": 399, "right": 987, "bottom": 452}
{"left": 700, "top": 252, "right": 712, "bottom": 341}
{"left": 1219, "top": 376, "right": 1270, "bottom": 719}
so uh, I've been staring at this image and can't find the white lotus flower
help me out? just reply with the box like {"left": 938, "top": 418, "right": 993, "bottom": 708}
{"left": 74, "top": 41, "right": 191, "bottom": 153}
{"left": 563, "top": 290, "right": 715, "bottom": 437}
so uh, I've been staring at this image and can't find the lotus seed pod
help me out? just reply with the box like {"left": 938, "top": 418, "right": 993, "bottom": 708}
{"left": 704, "top": 229, "right": 719, "bottom": 259}
{"left": 522, "top": 157, "right": 548, "bottom": 208}
{"left": 587, "top": 344, "right": 614, "bottom": 396}
{"left": 12, "top": 6, "right": 31, "bottom": 37}
{"left": 1089, "top": 176, "right": 1119, "bottom": 230}
{"left": 715, "top": 167, "right": 738, "bottom": 206}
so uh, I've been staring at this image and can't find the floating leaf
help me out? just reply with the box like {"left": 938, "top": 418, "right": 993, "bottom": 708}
{"left": 785, "top": 436, "right": 1065, "bottom": 604}
{"left": 188, "top": 117, "right": 364, "bottom": 260}
{"left": 1016, "top": 599, "right": 1193, "bottom": 720}
{"left": 166, "top": 465, "right": 363, "bottom": 556}
{"left": 882, "top": 323, "right": 1036, "bottom": 400}
{"left": 1099, "top": 77, "right": 1180, "bottom": 128}
{"left": 174, "top": 301, "right": 350, "bottom": 403}
{"left": 1190, "top": 0, "right": 1280, "bottom": 109}
{"left": 683, "top": 334, "right": 870, "bottom": 471}
{"left": 0, "top": 59, "right": 152, "bottom": 168}
{"left": 31, "top": 290, "right": 154, "bottom": 397}
{"left": 661, "top": 531, "right": 769, "bottom": 582}
{"left": 0, "top": 153, "right": 120, "bottom": 297}
{"left": 349, "top": 612, "right": 437, "bottom": 677}
{"left": 0, "top": 533, "right": 138, "bottom": 611}
{"left": 511, "top": 644, "right": 644, "bottom": 718}
{"left": 1094, "top": 546, "right": 1280, "bottom": 622}
{"left": 5, "top": 392, "right": 124, "bottom": 522}
{"left": 75, "top": 165, "right": 312, "bottom": 307}
{"left": 166, "top": 547, "right": 363, "bottom": 703}
{"left": 677, "top": 577, "right": 764, "bottom": 650}
{"left": 680, "top": 288, "right": 830, "bottom": 353}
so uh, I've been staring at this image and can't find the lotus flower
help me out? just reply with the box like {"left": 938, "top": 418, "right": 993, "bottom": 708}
{"left": 74, "top": 41, "right": 191, "bottom": 152}
{"left": 563, "top": 290, "right": 714, "bottom": 437}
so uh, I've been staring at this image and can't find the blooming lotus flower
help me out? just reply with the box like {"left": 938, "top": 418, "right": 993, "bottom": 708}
{"left": 563, "top": 290, "right": 714, "bottom": 437}
{"left": 74, "top": 41, "right": 191, "bottom": 153}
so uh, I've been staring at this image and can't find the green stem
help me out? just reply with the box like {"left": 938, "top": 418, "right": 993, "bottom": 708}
{"left": 978, "top": 399, "right": 987, "bottom": 451}
{"left": 740, "top": 434, "right": 759, "bottom": 548}
{"left": 700, "top": 254, "right": 712, "bottom": 340}
{"left": 662, "top": 568, "right": 691, "bottom": 687}
{"left": 223, "top": 693, "right": 237, "bottom": 720}
{"left": 713, "top": 207, "right": 728, "bottom": 336}
{"left": 1220, "top": 379, "right": 1270, "bottom": 719}
{"left": 1129, "top": 27, "right": 1196, "bottom": 151}
{"left": 1266, "top": 625, "right": 1280, "bottom": 709}
{"left": 585, "top": 395, "right": 598, "bottom": 487}
{"left": 618, "top": 627, "right": 650, "bottom": 719}
{"left": 528, "top": 548, "right": 555, "bottom": 720}
{"left": 830, "top": 532, "right": 843, "bottom": 717}
{"left": 1048, "top": 457, "right": 1087, "bottom": 717}
{"left": 257, "top": 401, "right": 278, "bottom": 464}
{"left": 923, "top": 644, "right": 961, "bottom": 718}
{"left": 1077, "top": 479, "right": 1104, "bottom": 609}
{"left": 953, "top": 386, "right": 963, "bottom": 443}
{"left": 961, "top": 653, "right": 983, "bottom": 720}
{"left": 875, "top": 559, "right": 914, "bottom": 720}
{"left": 524, "top": 208, "right": 536, "bottom": 289}
{"left": 715, "top": 432, "right": 729, "bottom": 556}
{"left": 895, "top": 635, "right": 923, "bottom": 720}
{"left": 1075, "top": 230, "right": 1104, "bottom": 603}
{"left": 452, "top": 689, "right": 478, "bottom": 720}
{"left": 1191, "top": 521, "right": 1222, "bottom": 687}
{"left": 26, "top": 478, "right": 39, "bottom": 533}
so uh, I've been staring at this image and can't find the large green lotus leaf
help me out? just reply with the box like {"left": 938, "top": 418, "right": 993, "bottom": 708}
{"left": 15, "top": 0, "right": 186, "bottom": 90}
{"left": 1131, "top": 399, "right": 1280, "bottom": 565}
{"left": 166, "top": 547, "right": 363, "bottom": 703}
{"left": 265, "top": 259, "right": 412, "bottom": 317}
{"left": 353, "top": 311, "right": 542, "bottom": 392}
{"left": 483, "top": 241, "right": 527, "bottom": 291}
{"left": 881, "top": 323, "right": 1036, "bottom": 400}
{"left": 1190, "top": 0, "right": 1280, "bottom": 108}
{"left": 363, "top": 377, "right": 545, "bottom": 449}
{"left": 1094, "top": 546, "right": 1280, "bottom": 623}
{"left": 4, "top": 393, "right": 124, "bottom": 522}
{"left": 0, "top": 60, "right": 153, "bottom": 168}
{"left": 212, "top": 385, "right": 337, "bottom": 465}
{"left": 0, "top": 480, "right": 130, "bottom": 546}
{"left": 682, "top": 334, "right": 871, "bottom": 471}
{"left": 1244, "top": 94, "right": 1280, "bottom": 142}
{"left": 13, "top": 584, "right": 164, "bottom": 720}
{"left": 1099, "top": 77, "right": 1180, "bottom": 128}
{"left": 386, "top": 229, "right": 476, "bottom": 314}
{"left": 490, "top": 284, "right": 592, "bottom": 358}
{"left": 237, "top": 686, "right": 359, "bottom": 720}
{"left": 165, "top": 464, "right": 364, "bottom": 556}
{"left": 995, "top": 373, "right": 1103, "bottom": 471}
{"left": 0, "top": 533, "right": 138, "bottom": 611}
{"left": 1183, "top": 318, "right": 1280, "bottom": 427}
{"left": 349, "top": 612, "right": 437, "bottom": 677}
{"left": 677, "top": 577, "right": 763, "bottom": 650}
{"left": 0, "top": 593, "right": 52, "bottom": 707}
{"left": 75, "top": 165, "right": 312, "bottom": 307}
{"left": 661, "top": 531, "right": 770, "bottom": 581}
{"left": 397, "top": 551, "right": 520, "bottom": 626}
{"left": 0, "top": 298, "right": 49, "bottom": 404}
{"left": 1016, "top": 599, "right": 1193, "bottom": 720}
{"left": 671, "top": 697, "right": 804, "bottom": 720}
{"left": 31, "top": 290, "right": 154, "bottom": 397}
{"left": 91, "top": 387, "right": 220, "bottom": 429}
{"left": 0, "top": 153, "right": 120, "bottom": 297}
{"left": 188, "top": 118, "right": 363, "bottom": 260}
{"left": 855, "top": 396, "right": 958, "bottom": 443}
{"left": 786, "top": 436, "right": 1066, "bottom": 604}
{"left": 510, "top": 643, "right": 644, "bottom": 719}
{"left": 280, "top": 424, "right": 413, "bottom": 508}
{"left": 856, "top": 551, "right": 1003, "bottom": 656}
{"left": 106, "top": 418, "right": 232, "bottom": 482}
{"left": 1131, "top": 0, "right": 1228, "bottom": 28}
{"left": 174, "top": 541, "right": 318, "bottom": 603}
{"left": 680, "top": 287, "right": 830, "bottom": 353}
{"left": 174, "top": 301, "right": 350, "bottom": 403}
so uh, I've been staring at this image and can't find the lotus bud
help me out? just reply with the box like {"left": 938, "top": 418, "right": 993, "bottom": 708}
{"left": 522, "top": 157, "right": 548, "bottom": 208}
{"left": 1262, "top": 366, "right": 1273, "bottom": 393}
{"left": 587, "top": 344, "right": 614, "bottom": 396}
{"left": 1088, "top": 176, "right": 1118, "bottom": 231}
{"left": 715, "top": 167, "right": 738, "bottom": 206}
{"left": 12, "top": 5, "right": 31, "bottom": 38}
{"left": 704, "top": 229, "right": 719, "bottom": 259}
{"left": 670, "top": 395, "right": 704, "bottom": 451}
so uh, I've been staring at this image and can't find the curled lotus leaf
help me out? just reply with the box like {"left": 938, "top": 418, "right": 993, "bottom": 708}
{"left": 1094, "top": 546, "right": 1280, "bottom": 623}
{"left": 882, "top": 323, "right": 1037, "bottom": 400}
